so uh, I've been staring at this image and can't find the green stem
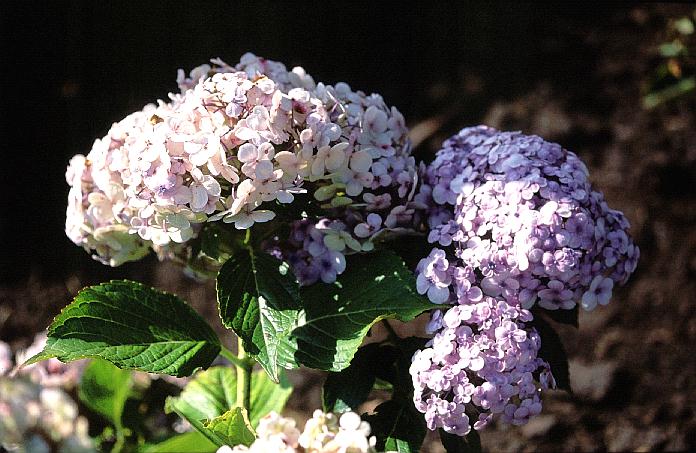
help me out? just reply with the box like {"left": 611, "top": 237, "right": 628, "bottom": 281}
{"left": 235, "top": 336, "right": 252, "bottom": 412}
{"left": 112, "top": 427, "right": 126, "bottom": 453}
{"left": 221, "top": 346, "right": 251, "bottom": 369}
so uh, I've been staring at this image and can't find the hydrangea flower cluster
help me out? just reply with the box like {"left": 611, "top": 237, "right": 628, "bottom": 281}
{"left": 11, "top": 333, "right": 85, "bottom": 389}
{"left": 410, "top": 295, "right": 554, "bottom": 435}
{"left": 219, "top": 410, "right": 379, "bottom": 453}
{"left": 409, "top": 126, "right": 638, "bottom": 436}
{"left": 415, "top": 125, "right": 639, "bottom": 311}
{"left": 0, "top": 340, "right": 94, "bottom": 453}
{"left": 66, "top": 53, "right": 416, "bottom": 274}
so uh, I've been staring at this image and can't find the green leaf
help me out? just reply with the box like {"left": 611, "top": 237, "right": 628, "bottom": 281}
{"left": 249, "top": 368, "right": 293, "bottom": 426}
{"left": 439, "top": 428, "right": 482, "bottom": 453}
{"left": 204, "top": 407, "right": 256, "bottom": 447}
{"left": 78, "top": 359, "right": 132, "bottom": 427}
{"left": 364, "top": 399, "right": 427, "bottom": 453}
{"left": 165, "top": 367, "right": 237, "bottom": 422}
{"left": 218, "top": 250, "right": 432, "bottom": 379}
{"left": 26, "top": 280, "right": 221, "bottom": 377}
{"left": 643, "top": 76, "right": 696, "bottom": 109}
{"left": 200, "top": 224, "right": 241, "bottom": 261}
{"left": 293, "top": 252, "right": 433, "bottom": 371}
{"left": 166, "top": 366, "right": 292, "bottom": 430}
{"left": 323, "top": 344, "right": 391, "bottom": 413}
{"left": 217, "top": 248, "right": 302, "bottom": 382}
{"left": 531, "top": 314, "right": 571, "bottom": 392}
{"left": 324, "top": 337, "right": 429, "bottom": 414}
{"left": 143, "top": 432, "right": 217, "bottom": 453}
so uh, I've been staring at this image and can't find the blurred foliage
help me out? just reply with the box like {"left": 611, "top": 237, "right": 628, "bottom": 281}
{"left": 644, "top": 10, "right": 696, "bottom": 108}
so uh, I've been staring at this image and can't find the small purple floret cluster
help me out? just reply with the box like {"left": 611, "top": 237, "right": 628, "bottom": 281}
{"left": 411, "top": 297, "right": 553, "bottom": 435}
{"left": 410, "top": 126, "right": 638, "bottom": 435}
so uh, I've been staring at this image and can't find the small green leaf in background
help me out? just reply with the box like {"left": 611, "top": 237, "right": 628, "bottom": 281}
{"left": 675, "top": 17, "right": 695, "bottom": 35}
{"left": 364, "top": 399, "right": 427, "bottom": 453}
{"left": 531, "top": 314, "right": 571, "bottom": 393}
{"left": 79, "top": 359, "right": 133, "bottom": 427}
{"left": 642, "top": 76, "right": 696, "bottom": 109}
{"left": 329, "top": 338, "right": 430, "bottom": 452}
{"left": 166, "top": 366, "right": 292, "bottom": 437}
{"left": 25, "top": 280, "right": 221, "bottom": 377}
{"left": 439, "top": 428, "right": 482, "bottom": 453}
{"left": 143, "top": 432, "right": 216, "bottom": 453}
{"left": 293, "top": 251, "right": 433, "bottom": 371}
{"left": 200, "top": 223, "right": 240, "bottom": 261}
{"left": 203, "top": 407, "right": 256, "bottom": 447}
{"left": 217, "top": 248, "right": 302, "bottom": 382}
{"left": 165, "top": 367, "right": 237, "bottom": 424}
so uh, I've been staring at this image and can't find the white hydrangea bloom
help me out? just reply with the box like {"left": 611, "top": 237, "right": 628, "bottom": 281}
{"left": 0, "top": 377, "right": 95, "bottom": 453}
{"left": 66, "top": 53, "right": 417, "bottom": 273}
{"left": 220, "top": 410, "right": 379, "bottom": 453}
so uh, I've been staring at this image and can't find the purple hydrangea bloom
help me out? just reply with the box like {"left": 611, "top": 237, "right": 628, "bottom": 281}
{"left": 410, "top": 297, "right": 553, "bottom": 436}
{"left": 267, "top": 219, "right": 347, "bottom": 286}
{"left": 409, "top": 126, "right": 639, "bottom": 437}
{"left": 417, "top": 126, "right": 639, "bottom": 311}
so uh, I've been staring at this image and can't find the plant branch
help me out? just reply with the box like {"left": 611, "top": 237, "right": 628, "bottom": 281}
{"left": 220, "top": 346, "right": 251, "bottom": 369}
{"left": 235, "top": 336, "right": 252, "bottom": 412}
{"left": 381, "top": 319, "right": 399, "bottom": 341}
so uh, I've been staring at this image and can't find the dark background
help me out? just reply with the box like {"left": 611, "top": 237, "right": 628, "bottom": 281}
{"left": 1, "top": 1, "right": 617, "bottom": 283}
{"left": 2, "top": 2, "right": 695, "bottom": 451}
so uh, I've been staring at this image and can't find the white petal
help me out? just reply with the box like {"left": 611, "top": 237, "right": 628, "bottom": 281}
{"left": 580, "top": 291, "right": 597, "bottom": 311}
{"left": 190, "top": 185, "right": 209, "bottom": 210}
{"left": 350, "top": 151, "right": 372, "bottom": 173}
{"left": 237, "top": 143, "right": 258, "bottom": 162}
{"left": 202, "top": 176, "right": 222, "bottom": 197}
{"left": 255, "top": 160, "right": 274, "bottom": 179}
{"left": 324, "top": 234, "right": 345, "bottom": 251}
{"left": 250, "top": 210, "right": 276, "bottom": 223}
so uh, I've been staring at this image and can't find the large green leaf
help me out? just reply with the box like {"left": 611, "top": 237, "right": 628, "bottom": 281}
{"left": 364, "top": 399, "right": 427, "bottom": 453}
{"left": 143, "top": 432, "right": 216, "bottom": 453}
{"left": 293, "top": 252, "right": 433, "bottom": 371}
{"left": 78, "top": 359, "right": 133, "bottom": 427}
{"left": 166, "top": 366, "right": 292, "bottom": 431}
{"left": 217, "top": 248, "right": 302, "bottom": 382}
{"left": 218, "top": 250, "right": 432, "bottom": 378}
{"left": 25, "top": 280, "right": 221, "bottom": 377}
{"left": 203, "top": 407, "right": 256, "bottom": 447}
{"left": 323, "top": 344, "right": 385, "bottom": 413}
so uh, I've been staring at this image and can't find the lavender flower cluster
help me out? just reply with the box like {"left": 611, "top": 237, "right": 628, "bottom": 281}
{"left": 415, "top": 125, "right": 639, "bottom": 311}
{"left": 66, "top": 53, "right": 417, "bottom": 278}
{"left": 410, "top": 294, "right": 553, "bottom": 435}
{"left": 410, "top": 126, "right": 638, "bottom": 436}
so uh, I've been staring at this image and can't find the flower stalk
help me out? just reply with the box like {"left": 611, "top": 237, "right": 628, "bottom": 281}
{"left": 235, "top": 336, "right": 252, "bottom": 412}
